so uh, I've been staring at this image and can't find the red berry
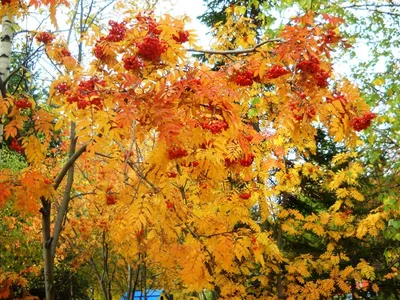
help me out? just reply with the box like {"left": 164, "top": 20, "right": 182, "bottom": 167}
{"left": 350, "top": 112, "right": 377, "bottom": 131}
{"left": 167, "top": 172, "right": 178, "bottom": 178}
{"left": 225, "top": 157, "right": 237, "bottom": 167}
{"left": 77, "top": 100, "right": 89, "bottom": 110}
{"left": 56, "top": 83, "right": 70, "bottom": 94}
{"left": 239, "top": 153, "right": 255, "bottom": 167}
{"left": 106, "top": 21, "right": 127, "bottom": 42}
{"left": 94, "top": 41, "right": 106, "bottom": 60}
{"left": 173, "top": 30, "right": 190, "bottom": 43}
{"left": 232, "top": 69, "right": 254, "bottom": 86}
{"left": 106, "top": 193, "right": 117, "bottom": 205}
{"left": 10, "top": 139, "right": 24, "bottom": 154}
{"left": 265, "top": 65, "right": 290, "bottom": 79}
{"left": 36, "top": 32, "right": 55, "bottom": 44}
{"left": 61, "top": 48, "right": 71, "bottom": 57}
{"left": 15, "top": 99, "right": 31, "bottom": 109}
{"left": 200, "top": 120, "right": 228, "bottom": 134}
{"left": 166, "top": 200, "right": 175, "bottom": 211}
{"left": 168, "top": 147, "right": 188, "bottom": 160}
{"left": 136, "top": 13, "right": 162, "bottom": 35}
{"left": 239, "top": 192, "right": 251, "bottom": 199}
{"left": 137, "top": 36, "right": 167, "bottom": 61}
{"left": 123, "top": 55, "right": 144, "bottom": 70}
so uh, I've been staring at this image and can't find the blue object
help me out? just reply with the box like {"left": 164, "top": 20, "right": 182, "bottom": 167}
{"left": 121, "top": 289, "right": 164, "bottom": 300}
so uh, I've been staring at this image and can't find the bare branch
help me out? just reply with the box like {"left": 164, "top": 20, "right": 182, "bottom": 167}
{"left": 186, "top": 38, "right": 282, "bottom": 55}
{"left": 53, "top": 142, "right": 88, "bottom": 190}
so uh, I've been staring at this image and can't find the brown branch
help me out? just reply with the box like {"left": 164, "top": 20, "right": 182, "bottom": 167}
{"left": 53, "top": 142, "right": 87, "bottom": 191}
{"left": 51, "top": 122, "right": 77, "bottom": 257}
{"left": 0, "top": 76, "right": 7, "bottom": 98}
{"left": 199, "top": 230, "right": 236, "bottom": 238}
{"left": 186, "top": 38, "right": 282, "bottom": 55}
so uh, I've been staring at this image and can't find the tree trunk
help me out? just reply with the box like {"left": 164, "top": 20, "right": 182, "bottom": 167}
{"left": 0, "top": 15, "right": 14, "bottom": 162}
{"left": 0, "top": 16, "right": 13, "bottom": 80}
{"left": 127, "top": 264, "right": 135, "bottom": 300}
{"left": 40, "top": 198, "right": 56, "bottom": 300}
{"left": 277, "top": 192, "right": 288, "bottom": 300}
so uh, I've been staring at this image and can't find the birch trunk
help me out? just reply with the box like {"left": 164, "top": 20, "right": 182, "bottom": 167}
{"left": 0, "top": 15, "right": 14, "bottom": 162}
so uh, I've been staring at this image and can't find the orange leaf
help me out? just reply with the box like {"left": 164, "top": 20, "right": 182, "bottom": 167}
{"left": 0, "top": 183, "right": 11, "bottom": 207}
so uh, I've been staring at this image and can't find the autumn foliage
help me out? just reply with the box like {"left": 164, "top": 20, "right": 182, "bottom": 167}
{"left": 0, "top": 2, "right": 386, "bottom": 299}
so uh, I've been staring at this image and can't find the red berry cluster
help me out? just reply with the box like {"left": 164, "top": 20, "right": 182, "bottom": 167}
{"left": 239, "top": 192, "right": 251, "bottom": 200}
{"left": 56, "top": 83, "right": 70, "bottom": 94}
{"left": 107, "top": 21, "right": 127, "bottom": 42}
{"left": 93, "top": 21, "right": 127, "bottom": 61}
{"left": 15, "top": 99, "right": 31, "bottom": 109}
{"left": 123, "top": 55, "right": 144, "bottom": 71}
{"left": 78, "top": 77, "right": 106, "bottom": 92}
{"left": 137, "top": 36, "right": 167, "bottom": 61}
{"left": 297, "top": 57, "right": 330, "bottom": 88}
{"left": 350, "top": 112, "right": 377, "bottom": 131}
{"left": 60, "top": 48, "right": 71, "bottom": 57}
{"left": 173, "top": 30, "right": 190, "bottom": 44}
{"left": 191, "top": 161, "right": 199, "bottom": 167}
{"left": 166, "top": 200, "right": 175, "bottom": 211}
{"left": 1, "top": 0, "right": 11, "bottom": 5}
{"left": 167, "top": 172, "right": 178, "bottom": 178}
{"left": 265, "top": 65, "right": 290, "bottom": 79}
{"left": 289, "top": 100, "right": 316, "bottom": 121}
{"left": 10, "top": 139, "right": 24, "bottom": 154}
{"left": 94, "top": 40, "right": 106, "bottom": 60}
{"left": 168, "top": 147, "right": 188, "bottom": 160}
{"left": 106, "top": 193, "right": 117, "bottom": 205}
{"left": 66, "top": 77, "right": 105, "bottom": 110}
{"left": 239, "top": 153, "right": 255, "bottom": 167}
{"left": 232, "top": 69, "right": 254, "bottom": 86}
{"left": 200, "top": 120, "right": 228, "bottom": 134}
{"left": 315, "top": 70, "right": 329, "bottom": 88}
{"left": 136, "top": 13, "right": 162, "bottom": 35}
{"left": 224, "top": 157, "right": 237, "bottom": 167}
{"left": 36, "top": 32, "right": 55, "bottom": 44}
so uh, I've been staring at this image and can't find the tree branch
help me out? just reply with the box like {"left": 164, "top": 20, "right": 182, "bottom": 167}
{"left": 53, "top": 142, "right": 87, "bottom": 191}
{"left": 51, "top": 122, "right": 77, "bottom": 257}
{"left": 186, "top": 38, "right": 282, "bottom": 55}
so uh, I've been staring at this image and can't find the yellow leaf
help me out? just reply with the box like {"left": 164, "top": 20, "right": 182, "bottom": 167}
{"left": 372, "top": 78, "right": 385, "bottom": 86}
{"left": 54, "top": 118, "right": 63, "bottom": 131}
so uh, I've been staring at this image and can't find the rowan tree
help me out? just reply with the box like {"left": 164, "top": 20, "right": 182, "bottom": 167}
{"left": 0, "top": 1, "right": 384, "bottom": 300}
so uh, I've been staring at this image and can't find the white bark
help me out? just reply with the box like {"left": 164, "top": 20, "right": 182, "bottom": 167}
{"left": 0, "top": 15, "right": 13, "bottom": 82}
{"left": 0, "top": 15, "right": 14, "bottom": 163}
